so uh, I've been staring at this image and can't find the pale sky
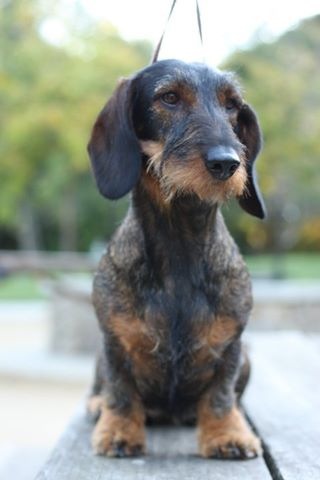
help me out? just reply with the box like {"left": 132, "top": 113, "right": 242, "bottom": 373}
{"left": 81, "top": 0, "right": 320, "bottom": 65}
{"left": 42, "top": 1, "right": 320, "bottom": 66}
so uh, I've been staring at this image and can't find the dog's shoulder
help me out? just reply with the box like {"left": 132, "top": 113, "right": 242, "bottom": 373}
{"left": 101, "top": 208, "right": 144, "bottom": 271}
{"left": 207, "top": 211, "right": 248, "bottom": 274}
{"left": 206, "top": 211, "right": 252, "bottom": 320}
{"left": 93, "top": 209, "right": 145, "bottom": 319}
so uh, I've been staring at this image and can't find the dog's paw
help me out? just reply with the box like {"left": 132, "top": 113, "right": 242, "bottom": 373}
{"left": 198, "top": 405, "right": 262, "bottom": 460}
{"left": 91, "top": 407, "right": 145, "bottom": 457}
{"left": 199, "top": 430, "right": 262, "bottom": 460}
{"left": 92, "top": 431, "right": 145, "bottom": 457}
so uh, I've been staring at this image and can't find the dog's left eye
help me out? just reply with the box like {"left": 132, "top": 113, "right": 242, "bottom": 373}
{"left": 161, "top": 92, "right": 179, "bottom": 106}
{"left": 225, "top": 99, "right": 239, "bottom": 111}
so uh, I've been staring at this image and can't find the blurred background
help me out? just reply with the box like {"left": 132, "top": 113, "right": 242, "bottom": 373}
{"left": 0, "top": 0, "right": 319, "bottom": 478}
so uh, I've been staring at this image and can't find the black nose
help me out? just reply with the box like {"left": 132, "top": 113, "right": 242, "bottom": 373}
{"left": 205, "top": 146, "right": 240, "bottom": 181}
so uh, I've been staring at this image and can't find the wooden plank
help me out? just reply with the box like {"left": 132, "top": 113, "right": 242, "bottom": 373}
{"left": 244, "top": 331, "right": 320, "bottom": 480}
{"left": 35, "top": 407, "right": 271, "bottom": 479}
{"left": 0, "top": 250, "right": 96, "bottom": 274}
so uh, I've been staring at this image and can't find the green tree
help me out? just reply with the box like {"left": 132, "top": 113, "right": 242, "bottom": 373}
{"left": 222, "top": 15, "right": 320, "bottom": 252}
{"left": 0, "top": 0, "right": 151, "bottom": 250}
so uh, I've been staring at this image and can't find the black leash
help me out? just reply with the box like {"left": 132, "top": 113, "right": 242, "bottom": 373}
{"left": 151, "top": 0, "right": 204, "bottom": 64}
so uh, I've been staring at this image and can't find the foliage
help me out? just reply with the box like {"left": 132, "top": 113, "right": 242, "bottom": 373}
{"left": 0, "top": 3, "right": 319, "bottom": 253}
{"left": 223, "top": 15, "right": 320, "bottom": 252}
{"left": 0, "top": 0, "right": 150, "bottom": 250}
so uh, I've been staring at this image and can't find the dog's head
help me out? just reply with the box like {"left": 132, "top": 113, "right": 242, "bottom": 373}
{"left": 88, "top": 59, "right": 265, "bottom": 218}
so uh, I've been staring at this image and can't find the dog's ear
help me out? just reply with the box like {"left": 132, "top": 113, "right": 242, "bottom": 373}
{"left": 235, "top": 104, "right": 266, "bottom": 219}
{"left": 87, "top": 78, "right": 141, "bottom": 199}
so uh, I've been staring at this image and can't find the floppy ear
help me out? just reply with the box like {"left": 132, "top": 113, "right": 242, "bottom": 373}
{"left": 236, "top": 104, "right": 266, "bottom": 219}
{"left": 87, "top": 79, "right": 141, "bottom": 199}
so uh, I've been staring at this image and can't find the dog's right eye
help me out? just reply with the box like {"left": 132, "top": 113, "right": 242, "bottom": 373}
{"left": 161, "top": 92, "right": 179, "bottom": 106}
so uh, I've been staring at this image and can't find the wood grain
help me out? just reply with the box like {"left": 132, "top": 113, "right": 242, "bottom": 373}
{"left": 244, "top": 331, "right": 320, "bottom": 480}
{"left": 35, "top": 407, "right": 270, "bottom": 479}
{"left": 35, "top": 332, "right": 320, "bottom": 479}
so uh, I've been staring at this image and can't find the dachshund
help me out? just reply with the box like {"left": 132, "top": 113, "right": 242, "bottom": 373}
{"left": 87, "top": 59, "right": 266, "bottom": 460}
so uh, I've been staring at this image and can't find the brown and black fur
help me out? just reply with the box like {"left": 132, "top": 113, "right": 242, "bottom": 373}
{"left": 87, "top": 59, "right": 266, "bottom": 460}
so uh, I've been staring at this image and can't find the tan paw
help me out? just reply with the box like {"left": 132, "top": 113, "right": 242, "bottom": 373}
{"left": 199, "top": 429, "right": 262, "bottom": 459}
{"left": 198, "top": 405, "right": 262, "bottom": 460}
{"left": 91, "top": 406, "right": 145, "bottom": 457}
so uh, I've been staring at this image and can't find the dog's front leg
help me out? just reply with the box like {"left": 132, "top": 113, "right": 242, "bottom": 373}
{"left": 90, "top": 342, "right": 146, "bottom": 457}
{"left": 92, "top": 398, "right": 146, "bottom": 457}
{"left": 197, "top": 341, "right": 262, "bottom": 459}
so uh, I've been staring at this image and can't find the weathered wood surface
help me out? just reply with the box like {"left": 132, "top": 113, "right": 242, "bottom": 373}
{"left": 35, "top": 332, "right": 320, "bottom": 479}
{"left": 35, "top": 410, "right": 270, "bottom": 479}
{"left": 243, "top": 331, "right": 320, "bottom": 480}
{"left": 0, "top": 250, "right": 96, "bottom": 274}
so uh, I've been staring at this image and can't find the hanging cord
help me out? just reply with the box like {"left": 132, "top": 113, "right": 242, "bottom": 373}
{"left": 151, "top": 0, "right": 204, "bottom": 64}
{"left": 195, "top": 0, "right": 203, "bottom": 49}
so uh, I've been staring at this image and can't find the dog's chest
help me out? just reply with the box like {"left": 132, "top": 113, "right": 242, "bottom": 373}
{"left": 114, "top": 281, "right": 237, "bottom": 411}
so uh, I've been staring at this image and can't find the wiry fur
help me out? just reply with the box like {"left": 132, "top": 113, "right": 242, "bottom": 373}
{"left": 87, "top": 59, "right": 265, "bottom": 459}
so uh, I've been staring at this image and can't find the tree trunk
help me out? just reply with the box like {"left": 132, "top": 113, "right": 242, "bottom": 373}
{"left": 58, "top": 187, "right": 77, "bottom": 251}
{"left": 17, "top": 200, "right": 41, "bottom": 250}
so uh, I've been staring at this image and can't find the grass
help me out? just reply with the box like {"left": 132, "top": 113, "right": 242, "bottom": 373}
{"left": 245, "top": 253, "right": 320, "bottom": 280}
{"left": 0, "top": 253, "right": 319, "bottom": 300}
{"left": 0, "top": 274, "right": 45, "bottom": 300}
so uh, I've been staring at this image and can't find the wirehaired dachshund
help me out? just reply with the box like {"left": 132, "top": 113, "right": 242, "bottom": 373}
{"left": 87, "top": 59, "right": 266, "bottom": 460}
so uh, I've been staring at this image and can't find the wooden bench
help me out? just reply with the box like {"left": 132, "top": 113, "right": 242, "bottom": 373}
{"left": 35, "top": 332, "right": 320, "bottom": 479}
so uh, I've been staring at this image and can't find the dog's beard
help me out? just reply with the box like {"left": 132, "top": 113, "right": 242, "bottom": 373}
{"left": 140, "top": 140, "right": 248, "bottom": 204}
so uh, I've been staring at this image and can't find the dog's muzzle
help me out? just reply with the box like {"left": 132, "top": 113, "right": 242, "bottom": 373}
{"left": 205, "top": 146, "right": 240, "bottom": 181}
